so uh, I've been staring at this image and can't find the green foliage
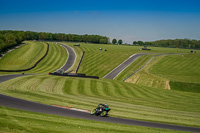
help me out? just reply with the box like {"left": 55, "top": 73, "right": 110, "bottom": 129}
{"left": 0, "top": 30, "right": 110, "bottom": 55}
{"left": 133, "top": 41, "right": 137, "bottom": 45}
{"left": 5, "top": 33, "right": 17, "bottom": 46}
{"left": 132, "top": 41, "right": 144, "bottom": 45}
{"left": 118, "top": 39, "right": 123, "bottom": 44}
{"left": 0, "top": 31, "right": 27, "bottom": 54}
{"left": 112, "top": 39, "right": 117, "bottom": 44}
{"left": 100, "top": 38, "right": 108, "bottom": 44}
{"left": 145, "top": 39, "right": 200, "bottom": 49}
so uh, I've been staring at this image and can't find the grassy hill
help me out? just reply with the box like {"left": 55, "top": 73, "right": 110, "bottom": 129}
{"left": 64, "top": 43, "right": 190, "bottom": 78}
{"left": 0, "top": 41, "right": 200, "bottom": 132}
{"left": 0, "top": 41, "right": 47, "bottom": 70}
{"left": 28, "top": 42, "right": 68, "bottom": 74}
{"left": 0, "top": 41, "right": 68, "bottom": 75}
{"left": 0, "top": 75, "right": 199, "bottom": 128}
{"left": 150, "top": 54, "right": 200, "bottom": 83}
{"left": 126, "top": 53, "right": 200, "bottom": 92}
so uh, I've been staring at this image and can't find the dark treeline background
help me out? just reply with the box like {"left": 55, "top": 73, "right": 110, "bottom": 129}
{"left": 133, "top": 39, "right": 200, "bottom": 49}
{"left": 0, "top": 30, "right": 109, "bottom": 54}
{"left": 1, "top": 30, "right": 200, "bottom": 55}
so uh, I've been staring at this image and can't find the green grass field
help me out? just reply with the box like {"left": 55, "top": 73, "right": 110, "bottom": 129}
{"left": 0, "top": 41, "right": 200, "bottom": 132}
{"left": 0, "top": 41, "right": 47, "bottom": 70}
{"left": 0, "top": 41, "right": 68, "bottom": 75}
{"left": 126, "top": 53, "right": 200, "bottom": 92}
{"left": 0, "top": 75, "right": 199, "bottom": 128}
{"left": 27, "top": 42, "right": 68, "bottom": 74}
{"left": 64, "top": 43, "right": 190, "bottom": 78}
{"left": 0, "top": 106, "right": 185, "bottom": 133}
{"left": 150, "top": 54, "right": 200, "bottom": 84}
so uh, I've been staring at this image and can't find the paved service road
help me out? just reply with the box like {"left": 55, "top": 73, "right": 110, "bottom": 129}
{"left": 104, "top": 53, "right": 146, "bottom": 79}
{"left": 0, "top": 92, "right": 200, "bottom": 132}
{"left": 57, "top": 43, "right": 76, "bottom": 71}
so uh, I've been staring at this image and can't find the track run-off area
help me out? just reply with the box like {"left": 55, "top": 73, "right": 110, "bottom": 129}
{"left": 0, "top": 42, "right": 200, "bottom": 132}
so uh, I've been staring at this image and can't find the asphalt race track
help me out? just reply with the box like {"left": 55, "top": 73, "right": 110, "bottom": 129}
{"left": 104, "top": 53, "right": 147, "bottom": 79}
{"left": 57, "top": 43, "right": 76, "bottom": 71}
{"left": 0, "top": 74, "right": 27, "bottom": 82}
{"left": 0, "top": 46, "right": 200, "bottom": 132}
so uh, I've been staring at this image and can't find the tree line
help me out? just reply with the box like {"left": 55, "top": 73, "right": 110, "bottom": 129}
{"left": 112, "top": 39, "right": 123, "bottom": 45}
{"left": 1, "top": 30, "right": 200, "bottom": 55}
{"left": 132, "top": 39, "right": 200, "bottom": 49}
{"left": 111, "top": 38, "right": 200, "bottom": 49}
{"left": 0, "top": 30, "right": 110, "bottom": 54}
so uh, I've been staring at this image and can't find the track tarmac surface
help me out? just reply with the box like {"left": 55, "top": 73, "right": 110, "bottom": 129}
{"left": 57, "top": 43, "right": 76, "bottom": 71}
{"left": 104, "top": 53, "right": 147, "bottom": 79}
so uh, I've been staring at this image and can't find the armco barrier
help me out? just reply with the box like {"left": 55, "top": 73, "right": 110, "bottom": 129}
{"left": 75, "top": 51, "right": 85, "bottom": 73}
{"left": 49, "top": 72, "right": 99, "bottom": 79}
{"left": 0, "top": 43, "right": 49, "bottom": 72}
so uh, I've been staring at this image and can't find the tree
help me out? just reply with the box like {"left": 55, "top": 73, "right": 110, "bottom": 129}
{"left": 16, "top": 31, "right": 25, "bottom": 43}
{"left": 38, "top": 32, "right": 46, "bottom": 40}
{"left": 100, "top": 38, "right": 108, "bottom": 44}
{"left": 0, "top": 39, "right": 6, "bottom": 52}
{"left": 112, "top": 39, "right": 117, "bottom": 44}
{"left": 5, "top": 33, "right": 16, "bottom": 46}
{"left": 137, "top": 41, "right": 144, "bottom": 45}
{"left": 133, "top": 41, "right": 137, "bottom": 45}
{"left": 118, "top": 39, "right": 123, "bottom": 45}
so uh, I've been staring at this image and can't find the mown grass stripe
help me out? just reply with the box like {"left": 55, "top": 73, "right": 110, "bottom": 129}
{"left": 63, "top": 79, "right": 73, "bottom": 95}
{"left": 102, "top": 81, "right": 110, "bottom": 96}
{"left": 77, "top": 79, "right": 85, "bottom": 95}
{"left": 90, "top": 80, "right": 99, "bottom": 95}
{"left": 28, "top": 43, "right": 68, "bottom": 74}
{"left": 1, "top": 75, "right": 200, "bottom": 127}
{"left": 95, "top": 80, "right": 105, "bottom": 97}
{"left": 119, "top": 82, "right": 136, "bottom": 97}
{"left": 0, "top": 42, "right": 47, "bottom": 71}
{"left": 111, "top": 81, "right": 129, "bottom": 98}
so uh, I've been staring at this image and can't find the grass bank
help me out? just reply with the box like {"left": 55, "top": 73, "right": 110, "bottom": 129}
{"left": 0, "top": 42, "right": 68, "bottom": 75}
{"left": 67, "top": 43, "right": 190, "bottom": 78}
{"left": 0, "top": 41, "right": 46, "bottom": 70}
{"left": 0, "top": 106, "right": 185, "bottom": 133}
{"left": 0, "top": 75, "right": 199, "bottom": 127}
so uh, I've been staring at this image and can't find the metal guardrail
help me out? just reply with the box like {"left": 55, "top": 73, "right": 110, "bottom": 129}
{"left": 49, "top": 72, "right": 99, "bottom": 79}
{"left": 75, "top": 51, "right": 85, "bottom": 74}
